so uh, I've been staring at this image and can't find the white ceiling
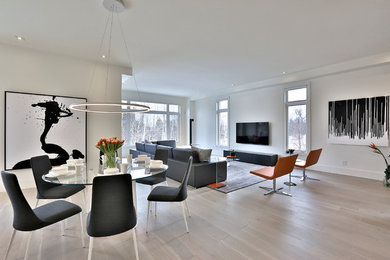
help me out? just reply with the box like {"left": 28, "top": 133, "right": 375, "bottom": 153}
{"left": 1, "top": 0, "right": 390, "bottom": 99}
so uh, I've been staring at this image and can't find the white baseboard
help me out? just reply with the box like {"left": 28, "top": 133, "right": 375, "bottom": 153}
{"left": 310, "top": 164, "right": 384, "bottom": 181}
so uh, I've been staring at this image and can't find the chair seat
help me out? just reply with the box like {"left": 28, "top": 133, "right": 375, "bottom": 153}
{"left": 38, "top": 184, "right": 85, "bottom": 199}
{"left": 33, "top": 200, "right": 82, "bottom": 228}
{"left": 147, "top": 186, "right": 181, "bottom": 202}
{"left": 295, "top": 160, "right": 306, "bottom": 168}
{"left": 136, "top": 173, "right": 166, "bottom": 185}
{"left": 250, "top": 167, "right": 275, "bottom": 180}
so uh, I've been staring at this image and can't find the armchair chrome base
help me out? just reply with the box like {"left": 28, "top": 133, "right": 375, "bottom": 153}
{"left": 259, "top": 179, "right": 292, "bottom": 197}
{"left": 291, "top": 169, "right": 320, "bottom": 182}
{"left": 284, "top": 173, "right": 296, "bottom": 186}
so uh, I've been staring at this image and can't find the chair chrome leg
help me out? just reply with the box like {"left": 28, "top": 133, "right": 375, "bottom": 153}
{"left": 184, "top": 200, "right": 191, "bottom": 217}
{"left": 87, "top": 237, "right": 93, "bottom": 260}
{"left": 299, "top": 169, "right": 320, "bottom": 181}
{"left": 284, "top": 173, "right": 296, "bottom": 186}
{"left": 146, "top": 201, "right": 151, "bottom": 233}
{"left": 132, "top": 229, "right": 140, "bottom": 260}
{"left": 24, "top": 232, "right": 33, "bottom": 260}
{"left": 79, "top": 213, "right": 85, "bottom": 248}
{"left": 4, "top": 229, "right": 16, "bottom": 260}
{"left": 60, "top": 221, "right": 65, "bottom": 236}
{"left": 259, "top": 179, "right": 292, "bottom": 196}
{"left": 181, "top": 202, "right": 189, "bottom": 233}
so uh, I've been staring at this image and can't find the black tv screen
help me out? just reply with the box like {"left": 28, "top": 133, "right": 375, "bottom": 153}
{"left": 236, "top": 122, "right": 269, "bottom": 145}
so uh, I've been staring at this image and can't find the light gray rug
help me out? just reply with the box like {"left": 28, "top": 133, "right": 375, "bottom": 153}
{"left": 211, "top": 161, "right": 267, "bottom": 193}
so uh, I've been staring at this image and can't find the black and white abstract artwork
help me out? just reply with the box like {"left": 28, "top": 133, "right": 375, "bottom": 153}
{"left": 5, "top": 91, "right": 87, "bottom": 170}
{"left": 328, "top": 96, "right": 389, "bottom": 145}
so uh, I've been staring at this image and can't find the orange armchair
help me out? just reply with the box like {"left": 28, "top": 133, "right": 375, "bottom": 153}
{"left": 293, "top": 148, "right": 322, "bottom": 181}
{"left": 250, "top": 154, "right": 298, "bottom": 196}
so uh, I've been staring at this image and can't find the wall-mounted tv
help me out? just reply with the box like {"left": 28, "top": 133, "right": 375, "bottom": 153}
{"left": 236, "top": 122, "right": 269, "bottom": 145}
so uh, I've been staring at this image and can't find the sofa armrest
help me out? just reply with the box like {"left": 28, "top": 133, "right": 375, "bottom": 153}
{"left": 167, "top": 159, "right": 227, "bottom": 188}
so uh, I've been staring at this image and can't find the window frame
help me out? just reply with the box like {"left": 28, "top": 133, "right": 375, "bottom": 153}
{"left": 284, "top": 84, "right": 311, "bottom": 154}
{"left": 123, "top": 100, "right": 181, "bottom": 145}
{"left": 216, "top": 98, "right": 229, "bottom": 147}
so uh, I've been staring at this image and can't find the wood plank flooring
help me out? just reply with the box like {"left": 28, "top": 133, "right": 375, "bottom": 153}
{"left": 1, "top": 168, "right": 390, "bottom": 260}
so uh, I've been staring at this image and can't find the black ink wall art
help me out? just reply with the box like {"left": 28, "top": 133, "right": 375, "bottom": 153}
{"left": 328, "top": 96, "right": 389, "bottom": 145}
{"left": 5, "top": 91, "right": 87, "bottom": 170}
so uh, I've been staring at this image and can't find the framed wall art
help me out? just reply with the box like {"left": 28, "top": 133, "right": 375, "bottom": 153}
{"left": 5, "top": 91, "right": 87, "bottom": 170}
{"left": 328, "top": 95, "right": 389, "bottom": 146}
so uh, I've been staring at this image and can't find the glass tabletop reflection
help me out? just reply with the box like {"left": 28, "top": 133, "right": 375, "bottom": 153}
{"left": 42, "top": 163, "right": 168, "bottom": 185}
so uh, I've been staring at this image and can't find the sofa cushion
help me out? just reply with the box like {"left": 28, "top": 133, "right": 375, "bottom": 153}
{"left": 145, "top": 143, "right": 157, "bottom": 155}
{"left": 191, "top": 146, "right": 212, "bottom": 162}
{"left": 156, "top": 145, "right": 173, "bottom": 158}
{"left": 157, "top": 140, "right": 176, "bottom": 148}
{"left": 172, "top": 148, "right": 200, "bottom": 163}
{"left": 135, "top": 142, "right": 145, "bottom": 152}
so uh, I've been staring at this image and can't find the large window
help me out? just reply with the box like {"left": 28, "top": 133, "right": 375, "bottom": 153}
{"left": 285, "top": 86, "right": 309, "bottom": 152}
{"left": 216, "top": 99, "right": 229, "bottom": 147}
{"left": 122, "top": 101, "right": 181, "bottom": 148}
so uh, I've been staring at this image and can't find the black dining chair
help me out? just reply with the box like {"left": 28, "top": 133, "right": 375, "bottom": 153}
{"left": 87, "top": 174, "right": 139, "bottom": 260}
{"left": 30, "top": 155, "right": 86, "bottom": 208}
{"left": 1, "top": 171, "right": 85, "bottom": 260}
{"left": 136, "top": 149, "right": 169, "bottom": 215}
{"left": 146, "top": 156, "right": 193, "bottom": 233}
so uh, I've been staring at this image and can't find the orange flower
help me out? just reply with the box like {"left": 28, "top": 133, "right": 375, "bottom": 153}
{"left": 373, "top": 149, "right": 381, "bottom": 154}
{"left": 102, "top": 142, "right": 106, "bottom": 147}
{"left": 369, "top": 143, "right": 376, "bottom": 149}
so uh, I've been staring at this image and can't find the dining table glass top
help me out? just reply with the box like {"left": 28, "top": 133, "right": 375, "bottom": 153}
{"left": 42, "top": 162, "right": 168, "bottom": 185}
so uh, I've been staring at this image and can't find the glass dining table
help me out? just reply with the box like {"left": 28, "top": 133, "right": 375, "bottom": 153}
{"left": 42, "top": 162, "right": 168, "bottom": 214}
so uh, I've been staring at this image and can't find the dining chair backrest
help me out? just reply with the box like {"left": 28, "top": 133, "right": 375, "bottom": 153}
{"left": 304, "top": 149, "right": 322, "bottom": 167}
{"left": 87, "top": 174, "right": 137, "bottom": 237}
{"left": 273, "top": 154, "right": 298, "bottom": 178}
{"left": 30, "top": 155, "right": 59, "bottom": 197}
{"left": 1, "top": 171, "right": 43, "bottom": 231}
{"left": 154, "top": 149, "right": 169, "bottom": 164}
{"left": 176, "top": 156, "right": 193, "bottom": 201}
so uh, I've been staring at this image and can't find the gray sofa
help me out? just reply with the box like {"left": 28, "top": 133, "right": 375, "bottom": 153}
{"left": 130, "top": 141, "right": 227, "bottom": 188}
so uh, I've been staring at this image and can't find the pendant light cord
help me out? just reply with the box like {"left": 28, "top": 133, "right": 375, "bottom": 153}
{"left": 104, "top": 9, "right": 114, "bottom": 98}
{"left": 117, "top": 13, "right": 141, "bottom": 101}
{"left": 86, "top": 13, "right": 111, "bottom": 99}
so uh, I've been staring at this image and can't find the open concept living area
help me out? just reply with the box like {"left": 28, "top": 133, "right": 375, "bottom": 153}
{"left": 0, "top": 0, "right": 390, "bottom": 259}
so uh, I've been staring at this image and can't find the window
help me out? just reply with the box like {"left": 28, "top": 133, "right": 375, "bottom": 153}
{"left": 216, "top": 99, "right": 229, "bottom": 146}
{"left": 122, "top": 101, "right": 181, "bottom": 148}
{"left": 285, "top": 86, "right": 309, "bottom": 152}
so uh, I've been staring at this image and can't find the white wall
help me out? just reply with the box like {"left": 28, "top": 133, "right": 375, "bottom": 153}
{"left": 0, "top": 43, "right": 127, "bottom": 191}
{"left": 193, "top": 63, "right": 390, "bottom": 180}
{"left": 121, "top": 90, "right": 189, "bottom": 147}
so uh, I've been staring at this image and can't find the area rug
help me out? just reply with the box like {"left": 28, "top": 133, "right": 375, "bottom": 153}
{"left": 210, "top": 161, "right": 266, "bottom": 193}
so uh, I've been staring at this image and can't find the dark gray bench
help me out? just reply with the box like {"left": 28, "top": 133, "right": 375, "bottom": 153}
{"left": 223, "top": 150, "right": 278, "bottom": 166}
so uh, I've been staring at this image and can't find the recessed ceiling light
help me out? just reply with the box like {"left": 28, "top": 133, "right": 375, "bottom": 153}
{"left": 15, "top": 35, "right": 25, "bottom": 41}
{"left": 282, "top": 71, "right": 287, "bottom": 74}
{"left": 101, "top": 55, "right": 106, "bottom": 59}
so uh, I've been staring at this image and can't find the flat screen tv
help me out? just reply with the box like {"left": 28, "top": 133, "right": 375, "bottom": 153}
{"left": 236, "top": 122, "right": 269, "bottom": 145}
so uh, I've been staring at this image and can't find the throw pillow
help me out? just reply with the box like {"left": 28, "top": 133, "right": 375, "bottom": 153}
{"left": 191, "top": 146, "right": 212, "bottom": 162}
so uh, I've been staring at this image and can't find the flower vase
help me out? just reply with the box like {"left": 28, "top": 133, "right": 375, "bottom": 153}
{"left": 104, "top": 152, "right": 117, "bottom": 169}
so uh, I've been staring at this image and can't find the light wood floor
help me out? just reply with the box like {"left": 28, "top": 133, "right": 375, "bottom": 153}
{"left": 1, "top": 168, "right": 390, "bottom": 260}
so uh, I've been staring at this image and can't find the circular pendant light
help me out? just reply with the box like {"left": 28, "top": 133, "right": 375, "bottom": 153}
{"left": 70, "top": 0, "right": 150, "bottom": 114}
{"left": 70, "top": 102, "right": 150, "bottom": 113}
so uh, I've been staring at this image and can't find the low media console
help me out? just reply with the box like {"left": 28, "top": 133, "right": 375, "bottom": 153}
{"left": 223, "top": 149, "right": 278, "bottom": 166}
